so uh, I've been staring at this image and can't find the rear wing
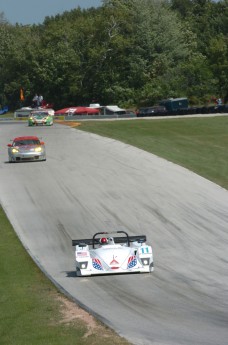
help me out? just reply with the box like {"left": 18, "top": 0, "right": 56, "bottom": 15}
{"left": 72, "top": 231, "right": 146, "bottom": 248}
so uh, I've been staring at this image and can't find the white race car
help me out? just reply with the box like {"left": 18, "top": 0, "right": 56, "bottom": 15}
{"left": 72, "top": 231, "right": 154, "bottom": 276}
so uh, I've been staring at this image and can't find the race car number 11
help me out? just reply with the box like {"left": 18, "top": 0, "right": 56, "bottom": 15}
{"left": 140, "top": 246, "right": 151, "bottom": 254}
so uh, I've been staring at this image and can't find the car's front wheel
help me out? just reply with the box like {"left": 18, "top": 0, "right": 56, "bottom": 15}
{"left": 75, "top": 267, "right": 81, "bottom": 277}
{"left": 8, "top": 157, "right": 14, "bottom": 163}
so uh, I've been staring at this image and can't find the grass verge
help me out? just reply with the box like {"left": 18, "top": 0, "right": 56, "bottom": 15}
{"left": 0, "top": 207, "right": 130, "bottom": 345}
{"left": 0, "top": 112, "right": 14, "bottom": 118}
{"left": 77, "top": 116, "right": 228, "bottom": 190}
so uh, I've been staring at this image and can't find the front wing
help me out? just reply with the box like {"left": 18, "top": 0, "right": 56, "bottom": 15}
{"left": 8, "top": 148, "right": 46, "bottom": 162}
{"left": 75, "top": 245, "right": 153, "bottom": 276}
{"left": 28, "top": 117, "right": 53, "bottom": 126}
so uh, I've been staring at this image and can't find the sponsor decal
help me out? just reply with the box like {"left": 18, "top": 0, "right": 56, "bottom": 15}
{"left": 77, "top": 251, "right": 89, "bottom": 257}
{"left": 110, "top": 255, "right": 119, "bottom": 266}
{"left": 92, "top": 258, "right": 103, "bottom": 270}
{"left": 127, "top": 255, "right": 137, "bottom": 269}
{"left": 110, "top": 255, "right": 120, "bottom": 269}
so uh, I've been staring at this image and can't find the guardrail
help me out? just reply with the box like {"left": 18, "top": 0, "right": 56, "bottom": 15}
{"left": 64, "top": 113, "right": 136, "bottom": 120}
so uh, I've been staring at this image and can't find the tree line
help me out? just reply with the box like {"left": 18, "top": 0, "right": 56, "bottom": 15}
{"left": 0, "top": 0, "right": 227, "bottom": 110}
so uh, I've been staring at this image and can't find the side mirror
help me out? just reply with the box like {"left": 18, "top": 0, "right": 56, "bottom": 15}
{"left": 7, "top": 144, "right": 12, "bottom": 147}
{"left": 40, "top": 141, "right": 45, "bottom": 145}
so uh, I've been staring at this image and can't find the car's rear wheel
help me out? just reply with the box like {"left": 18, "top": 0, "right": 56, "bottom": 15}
{"left": 149, "top": 263, "right": 154, "bottom": 272}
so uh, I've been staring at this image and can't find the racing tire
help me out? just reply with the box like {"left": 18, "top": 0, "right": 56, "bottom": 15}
{"left": 75, "top": 268, "right": 81, "bottom": 277}
{"left": 149, "top": 263, "right": 154, "bottom": 272}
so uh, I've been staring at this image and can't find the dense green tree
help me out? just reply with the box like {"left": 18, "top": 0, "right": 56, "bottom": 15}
{"left": 170, "top": 0, "right": 228, "bottom": 102}
{"left": 0, "top": 1, "right": 227, "bottom": 109}
{"left": 0, "top": 16, "right": 14, "bottom": 106}
{"left": 170, "top": 0, "right": 192, "bottom": 17}
{"left": 207, "top": 34, "right": 228, "bottom": 101}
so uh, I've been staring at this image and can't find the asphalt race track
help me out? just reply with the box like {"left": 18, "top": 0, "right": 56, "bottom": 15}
{"left": 0, "top": 121, "right": 228, "bottom": 345}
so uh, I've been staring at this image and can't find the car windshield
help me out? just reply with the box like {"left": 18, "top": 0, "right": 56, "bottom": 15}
{"left": 33, "top": 113, "right": 47, "bottom": 118}
{"left": 13, "top": 139, "right": 40, "bottom": 146}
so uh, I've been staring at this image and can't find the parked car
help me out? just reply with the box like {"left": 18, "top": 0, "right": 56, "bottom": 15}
{"left": 137, "top": 106, "right": 167, "bottom": 117}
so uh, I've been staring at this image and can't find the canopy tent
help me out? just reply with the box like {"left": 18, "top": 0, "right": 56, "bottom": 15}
{"left": 14, "top": 106, "right": 54, "bottom": 118}
{"left": 104, "top": 105, "right": 126, "bottom": 115}
{"left": 55, "top": 107, "right": 100, "bottom": 115}
{"left": 105, "top": 105, "right": 125, "bottom": 112}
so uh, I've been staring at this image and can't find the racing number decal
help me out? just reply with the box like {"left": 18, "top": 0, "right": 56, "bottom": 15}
{"left": 140, "top": 246, "right": 150, "bottom": 254}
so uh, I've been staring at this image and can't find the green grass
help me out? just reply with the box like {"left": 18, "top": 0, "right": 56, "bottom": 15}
{"left": 0, "top": 111, "right": 14, "bottom": 118}
{"left": 0, "top": 207, "right": 130, "bottom": 345}
{"left": 77, "top": 116, "right": 228, "bottom": 190}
